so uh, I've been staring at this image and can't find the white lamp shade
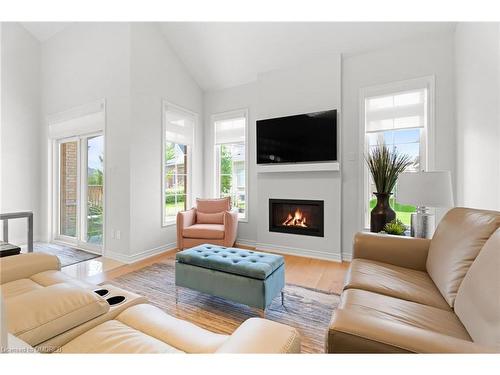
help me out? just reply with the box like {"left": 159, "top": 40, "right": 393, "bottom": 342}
{"left": 397, "top": 171, "right": 454, "bottom": 208}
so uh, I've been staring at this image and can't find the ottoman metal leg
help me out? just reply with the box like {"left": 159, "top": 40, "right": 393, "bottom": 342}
{"left": 175, "top": 286, "right": 178, "bottom": 305}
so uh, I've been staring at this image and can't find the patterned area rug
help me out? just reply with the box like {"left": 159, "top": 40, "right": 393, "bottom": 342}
{"left": 107, "top": 260, "right": 340, "bottom": 353}
{"left": 34, "top": 242, "right": 100, "bottom": 267}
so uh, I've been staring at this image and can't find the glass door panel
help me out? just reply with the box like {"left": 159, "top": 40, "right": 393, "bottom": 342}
{"left": 59, "top": 141, "right": 78, "bottom": 238}
{"left": 86, "top": 135, "right": 104, "bottom": 245}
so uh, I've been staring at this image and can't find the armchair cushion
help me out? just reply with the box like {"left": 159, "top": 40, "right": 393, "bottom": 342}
{"left": 196, "top": 197, "right": 230, "bottom": 213}
{"left": 196, "top": 211, "right": 224, "bottom": 224}
{"left": 183, "top": 224, "right": 225, "bottom": 239}
{"left": 344, "top": 259, "right": 450, "bottom": 310}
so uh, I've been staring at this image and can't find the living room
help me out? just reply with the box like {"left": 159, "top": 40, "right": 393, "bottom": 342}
{"left": 1, "top": 0, "right": 499, "bottom": 371}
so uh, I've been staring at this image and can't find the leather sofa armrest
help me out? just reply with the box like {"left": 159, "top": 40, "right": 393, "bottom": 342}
{"left": 216, "top": 317, "right": 300, "bottom": 353}
{"left": 352, "top": 232, "right": 430, "bottom": 271}
{"left": 0, "top": 253, "right": 61, "bottom": 285}
{"left": 328, "top": 309, "right": 496, "bottom": 353}
{"left": 223, "top": 210, "right": 239, "bottom": 247}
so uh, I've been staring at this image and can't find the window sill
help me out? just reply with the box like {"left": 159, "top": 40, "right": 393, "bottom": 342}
{"left": 162, "top": 220, "right": 177, "bottom": 228}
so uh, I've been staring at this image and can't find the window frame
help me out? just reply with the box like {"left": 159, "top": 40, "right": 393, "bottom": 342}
{"left": 212, "top": 109, "right": 249, "bottom": 222}
{"left": 161, "top": 100, "right": 197, "bottom": 227}
{"left": 358, "top": 76, "right": 435, "bottom": 230}
{"left": 48, "top": 99, "right": 106, "bottom": 255}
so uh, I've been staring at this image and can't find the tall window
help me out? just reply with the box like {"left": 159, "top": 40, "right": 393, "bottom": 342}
{"left": 162, "top": 102, "right": 195, "bottom": 225}
{"left": 363, "top": 82, "right": 432, "bottom": 228}
{"left": 214, "top": 110, "right": 248, "bottom": 220}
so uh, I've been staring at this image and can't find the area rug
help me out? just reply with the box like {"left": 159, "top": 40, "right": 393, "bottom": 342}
{"left": 107, "top": 260, "right": 340, "bottom": 353}
{"left": 34, "top": 242, "right": 100, "bottom": 267}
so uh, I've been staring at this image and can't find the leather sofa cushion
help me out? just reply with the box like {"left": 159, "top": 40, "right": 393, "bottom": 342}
{"left": 338, "top": 289, "right": 471, "bottom": 341}
{"left": 30, "top": 270, "right": 94, "bottom": 289}
{"left": 454, "top": 228, "right": 500, "bottom": 349}
{"left": 176, "top": 245, "right": 285, "bottom": 280}
{"left": 6, "top": 283, "right": 109, "bottom": 346}
{"left": 196, "top": 197, "right": 230, "bottom": 213}
{"left": 60, "top": 320, "right": 182, "bottom": 353}
{"left": 116, "top": 304, "right": 228, "bottom": 353}
{"left": 343, "top": 258, "right": 450, "bottom": 310}
{"left": 215, "top": 317, "right": 301, "bottom": 353}
{"left": 1, "top": 278, "right": 43, "bottom": 299}
{"left": 197, "top": 211, "right": 224, "bottom": 224}
{"left": 0, "top": 253, "right": 60, "bottom": 284}
{"left": 426, "top": 207, "right": 500, "bottom": 307}
{"left": 183, "top": 224, "right": 225, "bottom": 239}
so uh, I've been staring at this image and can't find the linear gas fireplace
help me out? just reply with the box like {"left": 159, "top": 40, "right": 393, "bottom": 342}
{"left": 269, "top": 199, "right": 324, "bottom": 237}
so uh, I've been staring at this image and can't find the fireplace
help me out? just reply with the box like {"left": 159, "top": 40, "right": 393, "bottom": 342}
{"left": 269, "top": 199, "right": 324, "bottom": 237}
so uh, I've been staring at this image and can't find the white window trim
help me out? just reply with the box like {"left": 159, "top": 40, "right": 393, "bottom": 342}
{"left": 48, "top": 100, "right": 106, "bottom": 255}
{"left": 161, "top": 100, "right": 197, "bottom": 227}
{"left": 212, "top": 108, "right": 249, "bottom": 222}
{"left": 358, "top": 76, "right": 435, "bottom": 230}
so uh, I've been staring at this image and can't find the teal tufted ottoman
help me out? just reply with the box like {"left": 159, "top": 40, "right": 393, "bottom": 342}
{"left": 175, "top": 244, "right": 285, "bottom": 315}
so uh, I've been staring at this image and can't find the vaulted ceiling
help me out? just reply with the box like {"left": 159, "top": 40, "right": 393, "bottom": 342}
{"left": 20, "top": 22, "right": 455, "bottom": 91}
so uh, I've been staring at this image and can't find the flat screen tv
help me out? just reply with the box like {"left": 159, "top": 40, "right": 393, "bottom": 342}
{"left": 257, "top": 109, "right": 337, "bottom": 164}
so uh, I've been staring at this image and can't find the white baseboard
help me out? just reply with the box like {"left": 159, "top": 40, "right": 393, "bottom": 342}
{"left": 341, "top": 251, "right": 353, "bottom": 262}
{"left": 104, "top": 242, "right": 176, "bottom": 264}
{"left": 255, "top": 242, "right": 342, "bottom": 262}
{"left": 235, "top": 238, "right": 257, "bottom": 247}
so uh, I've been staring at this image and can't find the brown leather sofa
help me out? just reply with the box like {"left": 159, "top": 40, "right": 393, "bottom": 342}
{"left": 327, "top": 207, "right": 500, "bottom": 353}
{"left": 1, "top": 253, "right": 300, "bottom": 354}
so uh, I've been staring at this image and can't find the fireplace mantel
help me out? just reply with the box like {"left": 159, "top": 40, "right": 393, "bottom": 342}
{"left": 256, "top": 161, "right": 339, "bottom": 173}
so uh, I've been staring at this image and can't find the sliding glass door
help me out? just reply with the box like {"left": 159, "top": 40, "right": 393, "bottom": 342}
{"left": 55, "top": 133, "right": 104, "bottom": 252}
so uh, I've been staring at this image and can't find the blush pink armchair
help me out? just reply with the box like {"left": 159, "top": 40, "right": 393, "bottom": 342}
{"left": 176, "top": 197, "right": 239, "bottom": 250}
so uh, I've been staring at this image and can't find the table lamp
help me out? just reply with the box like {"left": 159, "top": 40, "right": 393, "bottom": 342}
{"left": 396, "top": 171, "right": 454, "bottom": 238}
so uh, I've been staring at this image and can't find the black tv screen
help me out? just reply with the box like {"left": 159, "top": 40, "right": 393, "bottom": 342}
{"left": 257, "top": 109, "right": 337, "bottom": 164}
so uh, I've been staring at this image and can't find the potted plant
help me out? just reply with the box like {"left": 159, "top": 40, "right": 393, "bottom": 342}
{"left": 366, "top": 142, "right": 412, "bottom": 233}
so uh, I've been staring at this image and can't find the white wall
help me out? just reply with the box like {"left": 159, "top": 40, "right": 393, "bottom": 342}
{"left": 41, "top": 23, "right": 203, "bottom": 262}
{"left": 41, "top": 23, "right": 132, "bottom": 257}
{"left": 1, "top": 22, "right": 41, "bottom": 244}
{"left": 341, "top": 31, "right": 456, "bottom": 259}
{"left": 204, "top": 56, "right": 342, "bottom": 260}
{"left": 129, "top": 23, "right": 204, "bottom": 259}
{"left": 455, "top": 23, "right": 500, "bottom": 210}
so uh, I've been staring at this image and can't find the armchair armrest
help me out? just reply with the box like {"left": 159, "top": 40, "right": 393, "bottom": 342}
{"left": 216, "top": 318, "right": 300, "bottom": 353}
{"left": 0, "top": 253, "right": 61, "bottom": 285}
{"left": 328, "top": 309, "right": 496, "bottom": 353}
{"left": 176, "top": 208, "right": 196, "bottom": 250}
{"left": 223, "top": 209, "right": 239, "bottom": 247}
{"left": 352, "top": 232, "right": 430, "bottom": 271}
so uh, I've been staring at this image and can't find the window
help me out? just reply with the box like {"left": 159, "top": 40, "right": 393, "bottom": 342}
{"left": 162, "top": 102, "right": 195, "bottom": 225}
{"left": 362, "top": 80, "right": 433, "bottom": 228}
{"left": 214, "top": 110, "right": 248, "bottom": 220}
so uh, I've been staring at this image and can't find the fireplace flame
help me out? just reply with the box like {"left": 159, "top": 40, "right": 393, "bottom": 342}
{"left": 282, "top": 208, "right": 308, "bottom": 227}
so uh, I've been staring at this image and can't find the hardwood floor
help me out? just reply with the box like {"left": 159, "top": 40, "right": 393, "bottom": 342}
{"left": 68, "top": 246, "right": 350, "bottom": 294}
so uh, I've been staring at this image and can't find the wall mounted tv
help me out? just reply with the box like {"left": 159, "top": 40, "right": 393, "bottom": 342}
{"left": 256, "top": 109, "right": 337, "bottom": 164}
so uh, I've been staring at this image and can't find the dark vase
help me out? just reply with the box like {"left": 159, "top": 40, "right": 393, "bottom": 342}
{"left": 370, "top": 192, "right": 396, "bottom": 233}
